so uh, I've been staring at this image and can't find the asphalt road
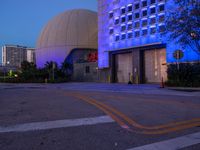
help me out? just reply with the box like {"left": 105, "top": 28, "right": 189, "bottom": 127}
{"left": 0, "top": 83, "right": 200, "bottom": 150}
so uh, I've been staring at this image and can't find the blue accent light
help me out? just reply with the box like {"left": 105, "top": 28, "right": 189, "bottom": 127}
{"left": 98, "top": 0, "right": 199, "bottom": 69}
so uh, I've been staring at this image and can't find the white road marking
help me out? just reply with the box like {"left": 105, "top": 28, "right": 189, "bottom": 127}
{"left": 0, "top": 115, "right": 114, "bottom": 133}
{"left": 128, "top": 131, "right": 200, "bottom": 150}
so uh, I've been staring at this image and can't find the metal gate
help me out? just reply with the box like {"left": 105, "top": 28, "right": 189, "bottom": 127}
{"left": 115, "top": 53, "right": 133, "bottom": 83}
{"left": 144, "top": 49, "right": 167, "bottom": 83}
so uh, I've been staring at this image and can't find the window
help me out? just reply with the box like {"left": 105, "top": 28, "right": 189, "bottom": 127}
{"left": 135, "top": 13, "right": 140, "bottom": 19}
{"left": 150, "top": 27, "right": 156, "bottom": 34}
{"left": 85, "top": 66, "right": 90, "bottom": 73}
{"left": 159, "top": 15, "right": 165, "bottom": 22}
{"left": 135, "top": 22, "right": 140, "bottom": 28}
{"left": 135, "top": 3, "right": 140, "bottom": 10}
{"left": 159, "top": 5, "right": 165, "bottom": 12}
{"left": 121, "top": 34, "right": 126, "bottom": 40}
{"left": 109, "top": 28, "right": 114, "bottom": 34}
{"left": 135, "top": 31, "right": 140, "bottom": 37}
{"left": 150, "top": 17, "right": 156, "bottom": 25}
{"left": 128, "top": 15, "right": 133, "bottom": 21}
{"left": 109, "top": 12, "right": 114, "bottom": 19}
{"left": 121, "top": 25, "right": 126, "bottom": 31}
{"left": 159, "top": 25, "right": 166, "bottom": 32}
{"left": 121, "top": 17, "right": 126, "bottom": 23}
{"left": 151, "top": 0, "right": 156, "bottom": 4}
{"left": 128, "top": 5, "right": 133, "bottom": 12}
{"left": 115, "top": 35, "right": 120, "bottom": 41}
{"left": 115, "top": 18, "right": 119, "bottom": 25}
{"left": 142, "top": 29, "right": 148, "bottom": 36}
{"left": 142, "top": 20, "right": 148, "bottom": 27}
{"left": 121, "top": 7, "right": 126, "bottom": 14}
{"left": 142, "top": 1, "right": 147, "bottom": 7}
{"left": 142, "top": 10, "right": 147, "bottom": 17}
{"left": 127, "top": 23, "right": 133, "bottom": 30}
{"left": 150, "top": 7, "right": 156, "bottom": 14}
{"left": 128, "top": 32, "right": 133, "bottom": 38}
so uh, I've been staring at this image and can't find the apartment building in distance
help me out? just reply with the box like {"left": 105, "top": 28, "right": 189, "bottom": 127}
{"left": 2, "top": 45, "right": 35, "bottom": 67}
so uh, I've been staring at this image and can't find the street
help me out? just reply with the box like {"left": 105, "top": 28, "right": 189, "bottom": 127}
{"left": 0, "top": 83, "right": 200, "bottom": 150}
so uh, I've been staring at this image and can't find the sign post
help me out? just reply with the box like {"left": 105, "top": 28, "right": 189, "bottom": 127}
{"left": 173, "top": 50, "right": 184, "bottom": 70}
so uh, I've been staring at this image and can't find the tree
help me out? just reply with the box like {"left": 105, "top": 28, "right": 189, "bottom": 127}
{"left": 164, "top": 0, "right": 200, "bottom": 54}
{"left": 61, "top": 61, "right": 72, "bottom": 76}
{"left": 44, "top": 61, "right": 58, "bottom": 80}
{"left": 20, "top": 61, "right": 37, "bottom": 80}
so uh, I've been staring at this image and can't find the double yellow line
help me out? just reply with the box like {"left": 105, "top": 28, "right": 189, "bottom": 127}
{"left": 63, "top": 91, "right": 200, "bottom": 135}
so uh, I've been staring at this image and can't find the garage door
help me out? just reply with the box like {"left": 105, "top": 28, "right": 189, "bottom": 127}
{"left": 115, "top": 53, "right": 133, "bottom": 83}
{"left": 144, "top": 49, "right": 167, "bottom": 83}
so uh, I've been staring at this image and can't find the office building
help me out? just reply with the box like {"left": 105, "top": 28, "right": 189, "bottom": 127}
{"left": 98, "top": 0, "right": 199, "bottom": 83}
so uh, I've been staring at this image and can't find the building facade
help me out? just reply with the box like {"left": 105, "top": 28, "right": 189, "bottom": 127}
{"left": 98, "top": 0, "right": 199, "bottom": 83}
{"left": 2, "top": 45, "right": 35, "bottom": 67}
{"left": 26, "top": 48, "right": 36, "bottom": 63}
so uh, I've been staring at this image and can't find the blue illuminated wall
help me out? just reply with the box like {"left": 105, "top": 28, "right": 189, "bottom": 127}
{"left": 98, "top": 0, "right": 200, "bottom": 69}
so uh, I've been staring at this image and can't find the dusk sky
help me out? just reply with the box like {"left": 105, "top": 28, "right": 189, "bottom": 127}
{"left": 0, "top": 0, "right": 97, "bottom": 63}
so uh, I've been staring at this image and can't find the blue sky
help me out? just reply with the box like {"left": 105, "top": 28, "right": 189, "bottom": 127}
{"left": 0, "top": 0, "right": 97, "bottom": 64}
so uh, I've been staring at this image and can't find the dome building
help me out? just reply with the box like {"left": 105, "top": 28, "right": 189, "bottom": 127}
{"left": 36, "top": 9, "right": 98, "bottom": 68}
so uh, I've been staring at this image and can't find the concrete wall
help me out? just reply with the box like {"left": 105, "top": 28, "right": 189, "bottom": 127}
{"left": 72, "top": 62, "right": 98, "bottom": 82}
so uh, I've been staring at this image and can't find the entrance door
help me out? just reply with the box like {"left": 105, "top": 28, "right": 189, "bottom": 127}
{"left": 144, "top": 49, "right": 167, "bottom": 83}
{"left": 115, "top": 53, "right": 133, "bottom": 83}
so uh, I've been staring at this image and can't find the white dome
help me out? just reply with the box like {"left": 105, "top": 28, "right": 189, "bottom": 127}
{"left": 36, "top": 9, "right": 98, "bottom": 67}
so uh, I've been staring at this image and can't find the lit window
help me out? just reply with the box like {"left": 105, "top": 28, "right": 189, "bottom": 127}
{"left": 127, "top": 23, "right": 133, "bottom": 30}
{"left": 135, "top": 3, "right": 140, "bottom": 10}
{"left": 142, "top": 29, "right": 148, "bottom": 36}
{"left": 159, "top": 25, "right": 166, "bottom": 32}
{"left": 159, "top": 15, "right": 165, "bottom": 22}
{"left": 150, "top": 27, "right": 156, "bottom": 34}
{"left": 135, "top": 22, "right": 140, "bottom": 28}
{"left": 127, "top": 5, "right": 133, "bottom": 12}
{"left": 115, "top": 18, "right": 119, "bottom": 25}
{"left": 128, "top": 15, "right": 133, "bottom": 21}
{"left": 121, "top": 25, "right": 126, "bottom": 31}
{"left": 151, "top": 0, "right": 156, "bottom": 4}
{"left": 159, "top": 5, "right": 165, "bottom": 12}
{"left": 135, "top": 31, "right": 140, "bottom": 37}
{"left": 121, "top": 17, "right": 126, "bottom": 23}
{"left": 109, "top": 28, "right": 114, "bottom": 34}
{"left": 150, "top": 7, "right": 156, "bottom": 14}
{"left": 142, "top": 10, "right": 147, "bottom": 17}
{"left": 121, "top": 7, "right": 126, "bottom": 14}
{"left": 150, "top": 17, "right": 156, "bottom": 25}
{"left": 128, "top": 32, "right": 133, "bottom": 39}
{"left": 109, "top": 12, "right": 114, "bottom": 19}
{"left": 142, "top": 20, "right": 148, "bottom": 27}
{"left": 121, "top": 34, "right": 126, "bottom": 40}
{"left": 135, "top": 13, "right": 140, "bottom": 19}
{"left": 142, "top": 1, "right": 147, "bottom": 7}
{"left": 115, "top": 35, "right": 120, "bottom": 41}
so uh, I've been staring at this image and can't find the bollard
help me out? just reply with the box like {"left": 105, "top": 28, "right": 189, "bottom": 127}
{"left": 160, "top": 77, "right": 165, "bottom": 88}
{"left": 45, "top": 78, "right": 48, "bottom": 84}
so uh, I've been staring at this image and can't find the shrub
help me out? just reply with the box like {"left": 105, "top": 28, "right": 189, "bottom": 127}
{"left": 166, "top": 63, "right": 200, "bottom": 87}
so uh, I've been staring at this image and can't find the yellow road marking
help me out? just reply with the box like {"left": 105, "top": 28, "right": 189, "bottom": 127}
{"left": 62, "top": 91, "right": 200, "bottom": 134}
{"left": 63, "top": 92, "right": 130, "bottom": 129}
{"left": 93, "top": 93, "right": 200, "bottom": 109}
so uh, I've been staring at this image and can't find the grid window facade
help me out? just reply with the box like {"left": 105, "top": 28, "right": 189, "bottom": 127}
{"left": 106, "top": 0, "right": 166, "bottom": 41}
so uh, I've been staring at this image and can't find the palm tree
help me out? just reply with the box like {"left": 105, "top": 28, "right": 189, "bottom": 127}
{"left": 44, "top": 61, "right": 58, "bottom": 80}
